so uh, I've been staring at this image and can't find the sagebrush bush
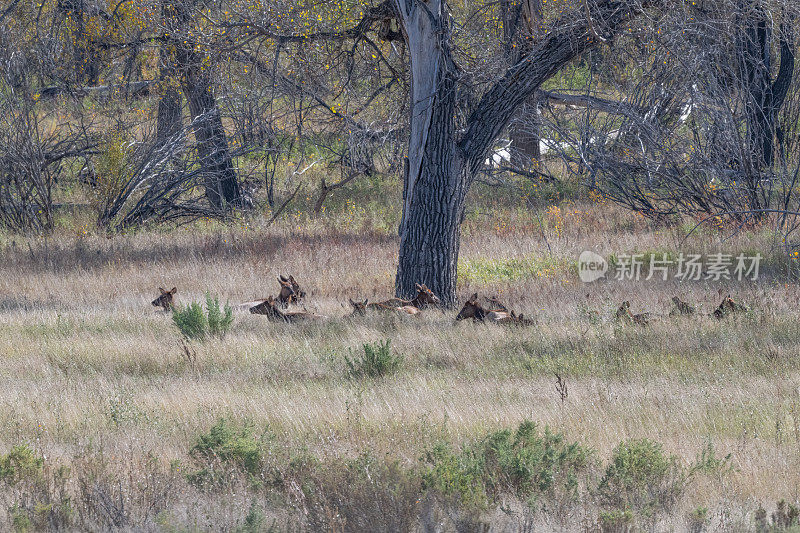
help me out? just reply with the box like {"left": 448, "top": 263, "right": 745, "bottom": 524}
{"left": 0, "top": 445, "right": 44, "bottom": 485}
{"left": 172, "top": 293, "right": 233, "bottom": 340}
{"left": 598, "top": 509, "right": 634, "bottom": 533}
{"left": 206, "top": 293, "right": 234, "bottom": 337}
{"left": 599, "top": 438, "right": 686, "bottom": 523}
{"left": 422, "top": 421, "right": 591, "bottom": 512}
{"left": 345, "top": 339, "right": 402, "bottom": 378}
{"left": 188, "top": 419, "right": 266, "bottom": 488}
{"left": 234, "top": 500, "right": 269, "bottom": 533}
{"left": 0, "top": 445, "right": 74, "bottom": 531}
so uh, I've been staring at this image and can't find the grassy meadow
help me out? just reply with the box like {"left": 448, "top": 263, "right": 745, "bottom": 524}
{"left": 1, "top": 182, "right": 800, "bottom": 531}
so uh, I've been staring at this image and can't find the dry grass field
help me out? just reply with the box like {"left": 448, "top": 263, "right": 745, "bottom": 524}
{"left": 1, "top": 199, "right": 800, "bottom": 531}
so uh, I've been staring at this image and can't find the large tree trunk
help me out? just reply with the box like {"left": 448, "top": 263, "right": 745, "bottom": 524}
{"left": 156, "top": 2, "right": 183, "bottom": 146}
{"left": 394, "top": 0, "right": 466, "bottom": 306}
{"left": 182, "top": 71, "right": 241, "bottom": 208}
{"left": 394, "top": 0, "right": 653, "bottom": 305}
{"left": 171, "top": 0, "right": 241, "bottom": 209}
{"left": 502, "top": 0, "right": 544, "bottom": 165}
{"left": 737, "top": 3, "right": 795, "bottom": 171}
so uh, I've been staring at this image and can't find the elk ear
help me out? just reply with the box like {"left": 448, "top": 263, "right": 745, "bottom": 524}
{"left": 159, "top": 287, "right": 166, "bottom": 294}
{"left": 363, "top": 299, "right": 369, "bottom": 306}
{"left": 415, "top": 283, "right": 422, "bottom": 290}
{"left": 349, "top": 298, "right": 356, "bottom": 306}
{"left": 289, "top": 275, "right": 296, "bottom": 283}
{"left": 170, "top": 287, "right": 177, "bottom": 294}
{"left": 277, "top": 276, "right": 288, "bottom": 286}
{"left": 470, "top": 292, "right": 478, "bottom": 301}
{"left": 280, "top": 275, "right": 289, "bottom": 282}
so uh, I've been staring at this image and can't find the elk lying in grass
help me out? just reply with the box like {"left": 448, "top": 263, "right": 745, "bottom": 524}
{"left": 712, "top": 295, "right": 749, "bottom": 319}
{"left": 249, "top": 296, "right": 325, "bottom": 322}
{"left": 669, "top": 296, "right": 696, "bottom": 316}
{"left": 151, "top": 287, "right": 177, "bottom": 311}
{"left": 277, "top": 275, "right": 305, "bottom": 307}
{"left": 372, "top": 283, "right": 441, "bottom": 309}
{"left": 455, "top": 293, "right": 533, "bottom": 325}
{"left": 349, "top": 298, "right": 421, "bottom": 317}
{"left": 615, "top": 301, "right": 651, "bottom": 326}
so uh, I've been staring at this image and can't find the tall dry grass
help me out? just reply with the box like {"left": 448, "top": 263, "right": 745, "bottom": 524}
{"left": 0, "top": 202, "right": 798, "bottom": 530}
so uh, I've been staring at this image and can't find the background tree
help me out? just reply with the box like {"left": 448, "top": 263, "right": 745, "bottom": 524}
{"left": 393, "top": 0, "right": 657, "bottom": 305}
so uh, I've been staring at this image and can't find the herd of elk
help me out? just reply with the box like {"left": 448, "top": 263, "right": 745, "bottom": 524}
{"left": 153, "top": 279, "right": 751, "bottom": 327}
{"left": 615, "top": 294, "right": 749, "bottom": 326}
{"left": 347, "top": 283, "right": 439, "bottom": 317}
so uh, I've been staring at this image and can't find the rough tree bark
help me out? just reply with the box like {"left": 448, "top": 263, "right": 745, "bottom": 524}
{"left": 171, "top": 0, "right": 241, "bottom": 209}
{"left": 394, "top": 0, "right": 655, "bottom": 305}
{"left": 502, "top": 0, "right": 544, "bottom": 164}
{"left": 156, "top": 1, "right": 183, "bottom": 145}
{"left": 394, "top": 0, "right": 465, "bottom": 306}
{"left": 736, "top": 2, "right": 795, "bottom": 171}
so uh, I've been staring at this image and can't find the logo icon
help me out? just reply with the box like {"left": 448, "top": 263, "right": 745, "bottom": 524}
{"left": 579, "top": 251, "right": 607, "bottom": 283}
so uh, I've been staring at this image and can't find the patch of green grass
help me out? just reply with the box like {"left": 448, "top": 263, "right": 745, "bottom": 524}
{"left": 459, "top": 255, "right": 576, "bottom": 284}
{"left": 187, "top": 419, "right": 269, "bottom": 488}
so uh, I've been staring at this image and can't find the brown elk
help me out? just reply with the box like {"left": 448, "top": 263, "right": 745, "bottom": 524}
{"left": 372, "top": 283, "right": 441, "bottom": 309}
{"left": 712, "top": 295, "right": 748, "bottom": 319}
{"left": 349, "top": 298, "right": 421, "bottom": 317}
{"left": 152, "top": 287, "right": 177, "bottom": 311}
{"left": 455, "top": 293, "right": 530, "bottom": 325}
{"left": 250, "top": 296, "right": 325, "bottom": 322}
{"left": 669, "top": 296, "right": 696, "bottom": 316}
{"left": 277, "top": 275, "right": 305, "bottom": 307}
{"left": 615, "top": 301, "right": 651, "bottom": 326}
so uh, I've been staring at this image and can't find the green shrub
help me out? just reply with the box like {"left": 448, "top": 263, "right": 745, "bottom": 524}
{"left": 188, "top": 419, "right": 266, "bottom": 488}
{"left": 599, "top": 438, "right": 686, "bottom": 522}
{"left": 235, "top": 500, "right": 272, "bottom": 533}
{"left": 206, "top": 293, "right": 234, "bottom": 337}
{"left": 688, "top": 506, "right": 708, "bottom": 533}
{"left": 598, "top": 509, "right": 634, "bottom": 533}
{"left": 1, "top": 447, "right": 73, "bottom": 531}
{"left": 690, "top": 441, "right": 733, "bottom": 477}
{"left": 345, "top": 339, "right": 402, "bottom": 378}
{"left": 422, "top": 421, "right": 592, "bottom": 511}
{"left": 422, "top": 441, "right": 487, "bottom": 509}
{"left": 0, "top": 445, "right": 44, "bottom": 485}
{"left": 172, "top": 293, "right": 233, "bottom": 340}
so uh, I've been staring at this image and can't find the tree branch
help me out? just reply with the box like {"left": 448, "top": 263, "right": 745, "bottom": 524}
{"left": 458, "top": 0, "right": 656, "bottom": 174}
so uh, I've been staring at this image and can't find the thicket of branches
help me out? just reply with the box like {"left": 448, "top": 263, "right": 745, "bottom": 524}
{"left": 0, "top": 0, "right": 798, "bottom": 250}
